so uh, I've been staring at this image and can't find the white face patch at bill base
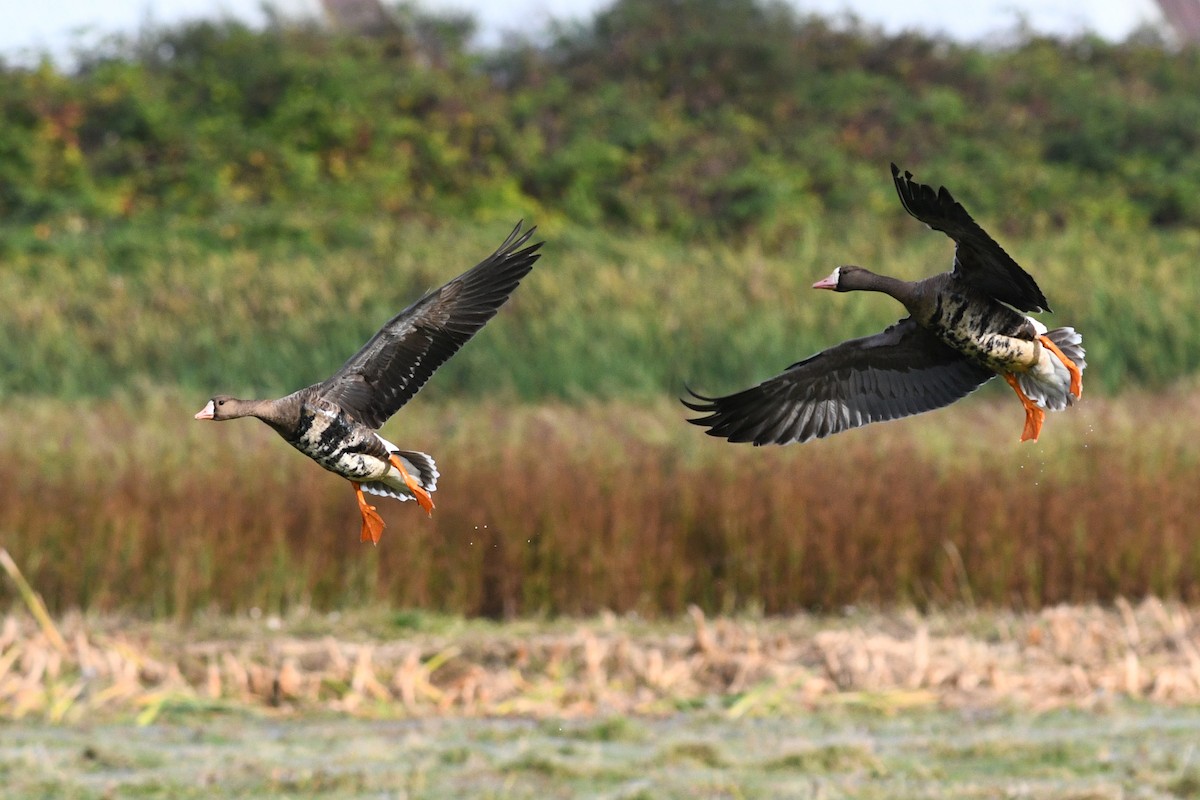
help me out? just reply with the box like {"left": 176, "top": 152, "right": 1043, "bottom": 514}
{"left": 812, "top": 267, "right": 842, "bottom": 290}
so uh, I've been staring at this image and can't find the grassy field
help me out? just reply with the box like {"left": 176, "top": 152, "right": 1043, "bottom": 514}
{"left": 8, "top": 704, "right": 1200, "bottom": 798}
{"left": 5, "top": 216, "right": 1200, "bottom": 399}
{"left": 4, "top": 603, "right": 1200, "bottom": 798}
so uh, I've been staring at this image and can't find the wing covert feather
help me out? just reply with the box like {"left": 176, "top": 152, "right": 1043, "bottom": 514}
{"left": 315, "top": 222, "right": 542, "bottom": 428}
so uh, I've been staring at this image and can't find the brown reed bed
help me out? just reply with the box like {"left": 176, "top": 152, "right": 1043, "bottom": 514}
{"left": 2, "top": 387, "right": 1200, "bottom": 617}
{"left": 3, "top": 598, "right": 1200, "bottom": 723}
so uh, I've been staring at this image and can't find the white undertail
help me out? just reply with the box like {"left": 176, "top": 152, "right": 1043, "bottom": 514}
{"left": 362, "top": 438, "right": 439, "bottom": 501}
{"left": 1016, "top": 326, "right": 1086, "bottom": 411}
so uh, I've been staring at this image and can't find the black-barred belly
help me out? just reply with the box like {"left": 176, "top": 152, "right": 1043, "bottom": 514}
{"left": 925, "top": 295, "right": 1039, "bottom": 372}
{"left": 291, "top": 404, "right": 390, "bottom": 481}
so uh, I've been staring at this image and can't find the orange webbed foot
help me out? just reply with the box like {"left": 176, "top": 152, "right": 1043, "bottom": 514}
{"left": 388, "top": 454, "right": 435, "bottom": 517}
{"left": 1037, "top": 334, "right": 1083, "bottom": 399}
{"left": 354, "top": 482, "right": 386, "bottom": 544}
{"left": 1003, "top": 373, "right": 1046, "bottom": 443}
{"left": 1021, "top": 404, "right": 1045, "bottom": 442}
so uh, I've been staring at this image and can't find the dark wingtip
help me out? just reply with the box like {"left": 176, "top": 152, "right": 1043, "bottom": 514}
{"left": 489, "top": 221, "right": 544, "bottom": 269}
{"left": 680, "top": 383, "right": 718, "bottom": 413}
{"left": 514, "top": 219, "right": 539, "bottom": 240}
{"left": 892, "top": 164, "right": 917, "bottom": 215}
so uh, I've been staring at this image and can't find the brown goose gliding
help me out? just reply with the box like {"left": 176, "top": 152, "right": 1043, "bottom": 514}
{"left": 195, "top": 222, "right": 542, "bottom": 544}
{"left": 683, "top": 165, "right": 1084, "bottom": 445}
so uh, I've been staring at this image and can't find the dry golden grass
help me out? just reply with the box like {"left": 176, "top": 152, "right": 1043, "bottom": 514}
{"left": 3, "top": 387, "right": 1200, "bottom": 617}
{"left": 3, "top": 598, "right": 1200, "bottom": 723}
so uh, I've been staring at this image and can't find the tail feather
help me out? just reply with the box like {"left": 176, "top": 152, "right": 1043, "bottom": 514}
{"left": 1017, "top": 327, "right": 1085, "bottom": 412}
{"left": 362, "top": 448, "right": 439, "bottom": 501}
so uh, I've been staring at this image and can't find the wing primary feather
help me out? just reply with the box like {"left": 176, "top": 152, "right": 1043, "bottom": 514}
{"left": 890, "top": 165, "right": 1051, "bottom": 313}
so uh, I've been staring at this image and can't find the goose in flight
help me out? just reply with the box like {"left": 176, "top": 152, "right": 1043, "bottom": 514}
{"left": 684, "top": 165, "right": 1083, "bottom": 445}
{"left": 196, "top": 223, "right": 542, "bottom": 543}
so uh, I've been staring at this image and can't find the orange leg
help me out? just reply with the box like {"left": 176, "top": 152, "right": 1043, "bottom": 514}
{"left": 1037, "top": 334, "right": 1083, "bottom": 399}
{"left": 1003, "top": 373, "right": 1045, "bottom": 443}
{"left": 389, "top": 454, "right": 435, "bottom": 516}
{"left": 354, "top": 482, "right": 386, "bottom": 544}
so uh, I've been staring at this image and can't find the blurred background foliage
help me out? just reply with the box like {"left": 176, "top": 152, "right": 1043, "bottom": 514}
{"left": 3, "top": 0, "right": 1199, "bottom": 400}
{"left": 4, "top": 0, "right": 1200, "bottom": 616}
{"left": 5, "top": 0, "right": 1200, "bottom": 236}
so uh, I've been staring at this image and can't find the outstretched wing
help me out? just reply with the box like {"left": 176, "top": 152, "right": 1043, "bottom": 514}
{"left": 315, "top": 222, "right": 542, "bottom": 429}
{"left": 683, "top": 318, "right": 995, "bottom": 445}
{"left": 891, "top": 163, "right": 1050, "bottom": 312}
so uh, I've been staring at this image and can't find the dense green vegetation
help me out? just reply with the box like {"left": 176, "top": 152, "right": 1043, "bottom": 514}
{"left": 5, "top": 216, "right": 1199, "bottom": 399}
{"left": 6, "top": 0, "right": 1200, "bottom": 237}
{"left": 3, "top": 0, "right": 1200, "bottom": 399}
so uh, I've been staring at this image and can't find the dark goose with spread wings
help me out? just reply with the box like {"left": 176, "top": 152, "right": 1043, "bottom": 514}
{"left": 196, "top": 222, "right": 542, "bottom": 544}
{"left": 684, "top": 165, "right": 1084, "bottom": 445}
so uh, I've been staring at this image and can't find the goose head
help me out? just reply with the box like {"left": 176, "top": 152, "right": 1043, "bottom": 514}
{"left": 195, "top": 395, "right": 253, "bottom": 421}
